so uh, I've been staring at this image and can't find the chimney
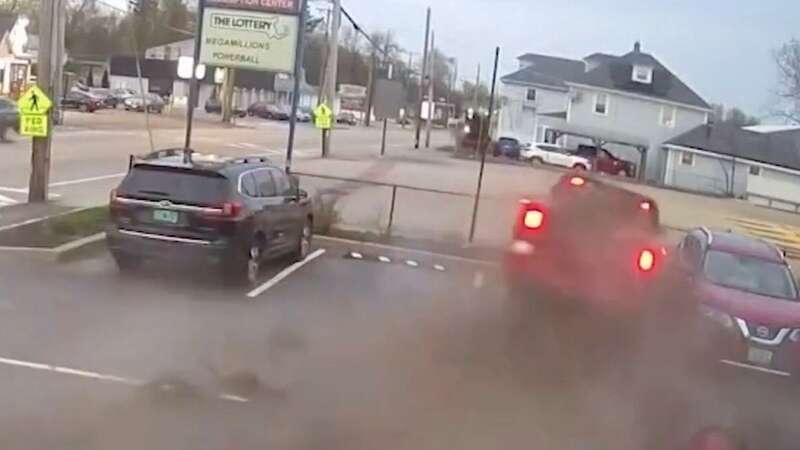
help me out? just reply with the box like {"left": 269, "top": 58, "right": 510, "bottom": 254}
{"left": 634, "top": 41, "right": 641, "bottom": 53}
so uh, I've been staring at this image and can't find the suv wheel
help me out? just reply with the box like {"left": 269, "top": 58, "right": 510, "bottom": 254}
{"left": 113, "top": 254, "right": 141, "bottom": 273}
{"left": 530, "top": 157, "right": 544, "bottom": 165}
{"left": 573, "top": 163, "right": 587, "bottom": 171}
{"left": 79, "top": 103, "right": 88, "bottom": 112}
{"left": 293, "top": 220, "right": 312, "bottom": 262}
{"left": 246, "top": 245, "right": 261, "bottom": 285}
{"left": 617, "top": 169, "right": 627, "bottom": 177}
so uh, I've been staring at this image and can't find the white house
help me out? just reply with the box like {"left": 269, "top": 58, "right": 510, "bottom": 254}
{"left": 498, "top": 42, "right": 711, "bottom": 181}
{"left": 664, "top": 124, "right": 800, "bottom": 211}
{"left": 0, "top": 14, "right": 39, "bottom": 97}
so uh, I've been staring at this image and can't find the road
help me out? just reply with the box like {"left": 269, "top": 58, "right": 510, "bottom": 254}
{"left": 1, "top": 237, "right": 800, "bottom": 449}
{"left": 2, "top": 109, "right": 800, "bottom": 448}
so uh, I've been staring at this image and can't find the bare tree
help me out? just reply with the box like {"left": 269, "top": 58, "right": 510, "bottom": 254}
{"left": 774, "top": 38, "right": 800, "bottom": 123}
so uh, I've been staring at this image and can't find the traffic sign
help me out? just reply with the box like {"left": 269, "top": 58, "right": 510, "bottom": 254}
{"left": 314, "top": 104, "right": 332, "bottom": 130}
{"left": 18, "top": 85, "right": 52, "bottom": 114}
{"left": 20, "top": 114, "right": 48, "bottom": 137}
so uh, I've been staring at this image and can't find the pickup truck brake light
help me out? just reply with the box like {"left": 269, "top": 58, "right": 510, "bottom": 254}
{"left": 523, "top": 209, "right": 545, "bottom": 230}
{"left": 638, "top": 249, "right": 656, "bottom": 272}
{"left": 569, "top": 176, "right": 586, "bottom": 187}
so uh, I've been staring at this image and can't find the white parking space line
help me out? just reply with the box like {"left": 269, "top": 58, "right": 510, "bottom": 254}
{"left": 0, "top": 193, "right": 17, "bottom": 205}
{"left": 0, "top": 355, "right": 251, "bottom": 403}
{"left": 49, "top": 172, "right": 127, "bottom": 188}
{"left": 0, "top": 355, "right": 142, "bottom": 386}
{"left": 246, "top": 248, "right": 327, "bottom": 299}
{"left": 0, "top": 186, "right": 28, "bottom": 193}
{"left": 316, "top": 236, "right": 498, "bottom": 267}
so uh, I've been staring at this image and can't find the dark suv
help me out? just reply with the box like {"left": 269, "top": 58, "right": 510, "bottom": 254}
{"left": 107, "top": 149, "right": 314, "bottom": 284}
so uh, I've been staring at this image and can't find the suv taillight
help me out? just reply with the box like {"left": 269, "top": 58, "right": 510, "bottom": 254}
{"left": 204, "top": 201, "right": 242, "bottom": 220}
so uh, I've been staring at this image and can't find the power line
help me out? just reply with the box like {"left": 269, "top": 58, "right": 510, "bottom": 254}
{"left": 340, "top": 5, "right": 387, "bottom": 56}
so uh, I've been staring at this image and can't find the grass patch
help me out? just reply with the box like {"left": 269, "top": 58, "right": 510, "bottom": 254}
{"left": 0, "top": 206, "right": 109, "bottom": 248}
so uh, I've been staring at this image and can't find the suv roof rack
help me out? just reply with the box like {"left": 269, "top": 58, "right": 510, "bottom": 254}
{"left": 129, "top": 148, "right": 274, "bottom": 170}
{"left": 700, "top": 226, "right": 713, "bottom": 244}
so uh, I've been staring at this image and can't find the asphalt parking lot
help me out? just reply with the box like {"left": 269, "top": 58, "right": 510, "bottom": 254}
{"left": 1, "top": 236, "right": 800, "bottom": 449}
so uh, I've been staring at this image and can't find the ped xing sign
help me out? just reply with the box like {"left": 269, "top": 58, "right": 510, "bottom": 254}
{"left": 20, "top": 114, "right": 48, "bottom": 137}
{"left": 199, "top": 6, "right": 299, "bottom": 73}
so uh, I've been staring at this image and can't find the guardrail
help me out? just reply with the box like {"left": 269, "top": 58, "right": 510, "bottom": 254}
{"left": 747, "top": 193, "right": 800, "bottom": 215}
{"left": 291, "top": 171, "right": 477, "bottom": 241}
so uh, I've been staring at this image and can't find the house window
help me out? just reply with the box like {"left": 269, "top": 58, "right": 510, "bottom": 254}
{"left": 593, "top": 93, "right": 608, "bottom": 115}
{"left": 749, "top": 165, "right": 761, "bottom": 176}
{"left": 660, "top": 105, "right": 676, "bottom": 128}
{"left": 680, "top": 151, "right": 694, "bottom": 166}
{"left": 633, "top": 64, "right": 653, "bottom": 84}
{"left": 526, "top": 88, "right": 536, "bottom": 102}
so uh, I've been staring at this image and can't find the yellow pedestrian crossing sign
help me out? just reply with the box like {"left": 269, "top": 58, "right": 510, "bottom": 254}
{"left": 18, "top": 85, "right": 52, "bottom": 114}
{"left": 314, "top": 104, "right": 332, "bottom": 130}
{"left": 20, "top": 114, "right": 48, "bottom": 137}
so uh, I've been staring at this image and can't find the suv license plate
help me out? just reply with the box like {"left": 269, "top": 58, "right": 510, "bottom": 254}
{"left": 153, "top": 209, "right": 179, "bottom": 224}
{"left": 747, "top": 347, "right": 774, "bottom": 366}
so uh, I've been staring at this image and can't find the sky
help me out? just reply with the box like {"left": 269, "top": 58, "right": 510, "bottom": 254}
{"left": 334, "top": 0, "right": 799, "bottom": 119}
{"left": 107, "top": 0, "right": 800, "bottom": 118}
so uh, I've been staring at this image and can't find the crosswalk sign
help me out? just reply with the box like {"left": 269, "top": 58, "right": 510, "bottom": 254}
{"left": 20, "top": 114, "right": 48, "bottom": 137}
{"left": 18, "top": 85, "right": 52, "bottom": 114}
{"left": 314, "top": 104, "right": 332, "bottom": 130}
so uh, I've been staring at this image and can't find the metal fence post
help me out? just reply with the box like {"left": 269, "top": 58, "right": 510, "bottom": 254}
{"left": 387, "top": 185, "right": 398, "bottom": 235}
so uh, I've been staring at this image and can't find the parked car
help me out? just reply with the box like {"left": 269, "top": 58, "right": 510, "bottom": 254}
{"left": 573, "top": 145, "right": 636, "bottom": 177}
{"left": 107, "top": 149, "right": 314, "bottom": 285}
{"left": 61, "top": 90, "right": 102, "bottom": 112}
{"left": 110, "top": 88, "right": 136, "bottom": 106}
{"left": 521, "top": 143, "right": 592, "bottom": 170}
{"left": 123, "top": 93, "right": 165, "bottom": 113}
{"left": 0, "top": 97, "right": 19, "bottom": 140}
{"left": 297, "top": 107, "right": 312, "bottom": 123}
{"left": 88, "top": 88, "right": 119, "bottom": 109}
{"left": 204, "top": 97, "right": 246, "bottom": 117}
{"left": 493, "top": 137, "right": 522, "bottom": 159}
{"left": 247, "top": 102, "right": 290, "bottom": 120}
{"left": 674, "top": 228, "right": 800, "bottom": 379}
{"left": 336, "top": 112, "right": 358, "bottom": 126}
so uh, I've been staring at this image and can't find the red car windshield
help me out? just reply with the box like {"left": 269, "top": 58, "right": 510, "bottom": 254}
{"left": 703, "top": 250, "right": 798, "bottom": 300}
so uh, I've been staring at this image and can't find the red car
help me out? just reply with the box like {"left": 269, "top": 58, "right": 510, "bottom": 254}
{"left": 505, "top": 173, "right": 674, "bottom": 324}
{"left": 573, "top": 145, "right": 636, "bottom": 178}
{"left": 677, "top": 228, "right": 800, "bottom": 378}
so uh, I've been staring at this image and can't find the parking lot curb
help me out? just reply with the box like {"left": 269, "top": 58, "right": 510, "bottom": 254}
{"left": 0, "top": 232, "right": 106, "bottom": 263}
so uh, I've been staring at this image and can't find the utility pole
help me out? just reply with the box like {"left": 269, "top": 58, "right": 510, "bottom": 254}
{"left": 316, "top": 6, "right": 332, "bottom": 106}
{"left": 424, "top": 30, "right": 435, "bottom": 148}
{"left": 221, "top": 68, "right": 237, "bottom": 124}
{"left": 364, "top": 48, "right": 376, "bottom": 127}
{"left": 414, "top": 7, "right": 431, "bottom": 149}
{"left": 29, "top": 0, "right": 63, "bottom": 203}
{"left": 468, "top": 47, "right": 500, "bottom": 243}
{"left": 321, "top": 0, "right": 341, "bottom": 158}
{"left": 472, "top": 64, "right": 481, "bottom": 113}
{"left": 184, "top": 0, "right": 206, "bottom": 153}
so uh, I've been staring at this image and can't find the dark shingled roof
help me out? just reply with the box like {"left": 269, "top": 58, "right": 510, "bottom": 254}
{"left": 573, "top": 50, "right": 710, "bottom": 109}
{"left": 508, "top": 47, "right": 710, "bottom": 109}
{"left": 501, "top": 66, "right": 569, "bottom": 90}
{"left": 516, "top": 53, "right": 586, "bottom": 81}
{"left": 667, "top": 124, "right": 800, "bottom": 171}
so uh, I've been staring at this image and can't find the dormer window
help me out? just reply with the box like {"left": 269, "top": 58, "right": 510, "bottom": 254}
{"left": 633, "top": 64, "right": 653, "bottom": 84}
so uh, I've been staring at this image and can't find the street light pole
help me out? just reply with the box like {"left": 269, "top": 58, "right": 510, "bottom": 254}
{"left": 468, "top": 47, "right": 500, "bottom": 243}
{"left": 424, "top": 30, "right": 434, "bottom": 148}
{"left": 321, "top": 0, "right": 342, "bottom": 158}
{"left": 184, "top": 0, "right": 205, "bottom": 153}
{"left": 414, "top": 7, "right": 431, "bottom": 149}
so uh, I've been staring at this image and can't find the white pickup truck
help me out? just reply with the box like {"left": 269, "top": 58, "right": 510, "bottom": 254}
{"left": 520, "top": 143, "right": 592, "bottom": 170}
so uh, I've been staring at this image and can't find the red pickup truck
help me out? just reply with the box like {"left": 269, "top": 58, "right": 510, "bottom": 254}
{"left": 573, "top": 145, "right": 637, "bottom": 178}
